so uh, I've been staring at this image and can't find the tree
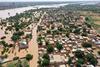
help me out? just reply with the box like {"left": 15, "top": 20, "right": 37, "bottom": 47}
{"left": 42, "top": 53, "right": 50, "bottom": 60}
{"left": 52, "top": 30, "right": 59, "bottom": 35}
{"left": 81, "top": 33, "right": 87, "bottom": 36}
{"left": 98, "top": 51, "right": 100, "bottom": 55}
{"left": 0, "top": 63, "right": 3, "bottom": 67}
{"left": 68, "top": 57, "right": 72, "bottom": 65}
{"left": 82, "top": 42, "right": 92, "bottom": 48}
{"left": 85, "top": 17, "right": 90, "bottom": 21}
{"left": 58, "top": 27, "right": 63, "bottom": 32}
{"left": 11, "top": 31, "right": 24, "bottom": 42}
{"left": 16, "top": 60, "right": 23, "bottom": 67}
{"left": 11, "top": 35, "right": 20, "bottom": 42}
{"left": 66, "top": 32, "right": 70, "bottom": 37}
{"left": 90, "top": 58, "right": 98, "bottom": 66}
{"left": 26, "top": 34, "right": 32, "bottom": 39}
{"left": 85, "top": 53, "right": 98, "bottom": 66}
{"left": 22, "top": 60, "right": 30, "bottom": 67}
{"left": 7, "top": 63, "right": 15, "bottom": 67}
{"left": 56, "top": 42, "right": 63, "bottom": 51}
{"left": 47, "top": 45, "right": 54, "bottom": 53}
{"left": 6, "top": 26, "right": 12, "bottom": 31}
{"left": 38, "top": 59, "right": 42, "bottom": 65}
{"left": 25, "top": 54, "right": 33, "bottom": 61}
{"left": 83, "top": 28, "right": 87, "bottom": 32}
{"left": 85, "top": 53, "right": 94, "bottom": 61}
{"left": 38, "top": 40, "right": 43, "bottom": 46}
{"left": 18, "top": 31, "right": 24, "bottom": 36}
{"left": 13, "top": 57, "right": 19, "bottom": 60}
{"left": 47, "top": 30, "right": 51, "bottom": 34}
{"left": 74, "top": 28, "right": 81, "bottom": 34}
{"left": 46, "top": 41, "right": 50, "bottom": 46}
{"left": 76, "top": 63, "right": 81, "bottom": 67}
{"left": 13, "top": 31, "right": 24, "bottom": 36}
{"left": 77, "top": 58, "right": 84, "bottom": 64}
{"left": 75, "top": 50, "right": 84, "bottom": 58}
{"left": 1, "top": 36, "right": 6, "bottom": 39}
{"left": 0, "top": 40, "right": 8, "bottom": 47}
{"left": 42, "top": 58, "right": 50, "bottom": 66}
{"left": 37, "top": 36, "right": 44, "bottom": 46}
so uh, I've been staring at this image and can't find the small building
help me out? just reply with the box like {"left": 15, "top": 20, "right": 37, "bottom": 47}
{"left": 19, "top": 39, "right": 28, "bottom": 49}
{"left": 87, "top": 65, "right": 94, "bottom": 67}
{"left": 59, "top": 64, "right": 66, "bottom": 67}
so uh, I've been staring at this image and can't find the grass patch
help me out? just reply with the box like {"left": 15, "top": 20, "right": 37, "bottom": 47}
{"left": 85, "top": 16, "right": 100, "bottom": 33}
{"left": 4, "top": 59, "right": 29, "bottom": 67}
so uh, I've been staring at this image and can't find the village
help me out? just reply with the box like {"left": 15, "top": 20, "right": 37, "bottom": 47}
{"left": 0, "top": 7, "right": 99, "bottom": 67}
{"left": 0, "top": 9, "right": 44, "bottom": 67}
{"left": 37, "top": 9, "right": 100, "bottom": 67}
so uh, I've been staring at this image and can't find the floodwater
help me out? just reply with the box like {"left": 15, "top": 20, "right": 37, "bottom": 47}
{"left": 0, "top": 3, "right": 67, "bottom": 19}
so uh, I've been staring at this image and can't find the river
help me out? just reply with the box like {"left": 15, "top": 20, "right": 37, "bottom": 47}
{"left": 0, "top": 3, "right": 67, "bottom": 19}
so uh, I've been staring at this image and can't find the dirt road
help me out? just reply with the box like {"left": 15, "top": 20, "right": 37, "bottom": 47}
{"left": 28, "top": 12, "right": 46, "bottom": 67}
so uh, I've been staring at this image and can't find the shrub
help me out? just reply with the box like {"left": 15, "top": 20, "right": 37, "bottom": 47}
{"left": 7, "top": 63, "right": 15, "bottom": 67}
{"left": 82, "top": 42, "right": 92, "bottom": 48}
{"left": 1, "top": 36, "right": 6, "bottom": 39}
{"left": 76, "top": 63, "right": 81, "bottom": 67}
{"left": 90, "top": 58, "right": 98, "bottom": 66}
{"left": 22, "top": 60, "right": 30, "bottom": 67}
{"left": 47, "top": 30, "right": 51, "bottom": 34}
{"left": 75, "top": 50, "right": 84, "bottom": 58}
{"left": 68, "top": 57, "right": 72, "bottom": 65}
{"left": 47, "top": 45, "right": 54, "bottom": 53}
{"left": 74, "top": 28, "right": 81, "bottom": 34}
{"left": 25, "top": 54, "right": 33, "bottom": 61}
{"left": 13, "top": 57, "right": 19, "bottom": 60}
{"left": 98, "top": 51, "right": 100, "bottom": 55}
{"left": 11, "top": 35, "right": 20, "bottom": 42}
{"left": 86, "top": 53, "right": 94, "bottom": 61}
{"left": 3, "top": 54, "right": 8, "bottom": 58}
{"left": 77, "top": 58, "right": 84, "bottom": 64}
{"left": 42, "top": 53, "right": 50, "bottom": 60}
{"left": 56, "top": 42, "right": 63, "bottom": 51}
{"left": 26, "top": 34, "right": 32, "bottom": 39}
{"left": 0, "top": 41, "right": 8, "bottom": 47}
{"left": 81, "top": 33, "right": 87, "bottom": 36}
{"left": 42, "top": 59, "right": 50, "bottom": 66}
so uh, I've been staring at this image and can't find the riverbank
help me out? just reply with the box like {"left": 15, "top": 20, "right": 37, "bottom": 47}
{"left": 0, "top": 3, "right": 67, "bottom": 19}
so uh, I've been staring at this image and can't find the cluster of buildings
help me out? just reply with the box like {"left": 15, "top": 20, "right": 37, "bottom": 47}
{"left": 37, "top": 9, "right": 100, "bottom": 67}
{"left": 0, "top": 10, "right": 43, "bottom": 64}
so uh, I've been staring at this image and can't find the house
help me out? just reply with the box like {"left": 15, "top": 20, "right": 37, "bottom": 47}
{"left": 87, "top": 65, "right": 94, "bottom": 67}
{"left": 50, "top": 55, "right": 66, "bottom": 63}
{"left": 59, "top": 64, "right": 66, "bottom": 67}
{"left": 19, "top": 39, "right": 28, "bottom": 49}
{"left": 0, "top": 57, "right": 3, "bottom": 63}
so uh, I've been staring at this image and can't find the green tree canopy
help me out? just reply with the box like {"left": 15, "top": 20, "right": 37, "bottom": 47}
{"left": 90, "top": 58, "right": 98, "bottom": 66}
{"left": 41, "top": 58, "right": 50, "bottom": 66}
{"left": 77, "top": 58, "right": 84, "bottom": 64}
{"left": 0, "top": 40, "right": 8, "bottom": 47}
{"left": 42, "top": 53, "right": 50, "bottom": 60}
{"left": 56, "top": 42, "right": 63, "bottom": 51}
{"left": 85, "top": 53, "right": 98, "bottom": 66}
{"left": 25, "top": 54, "right": 33, "bottom": 61}
{"left": 75, "top": 50, "right": 84, "bottom": 58}
{"left": 82, "top": 42, "right": 92, "bottom": 48}
{"left": 67, "top": 57, "right": 72, "bottom": 65}
{"left": 11, "top": 35, "right": 20, "bottom": 42}
{"left": 47, "top": 45, "right": 54, "bottom": 53}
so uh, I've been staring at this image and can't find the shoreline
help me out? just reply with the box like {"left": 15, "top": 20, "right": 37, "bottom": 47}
{"left": 0, "top": 3, "right": 67, "bottom": 19}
